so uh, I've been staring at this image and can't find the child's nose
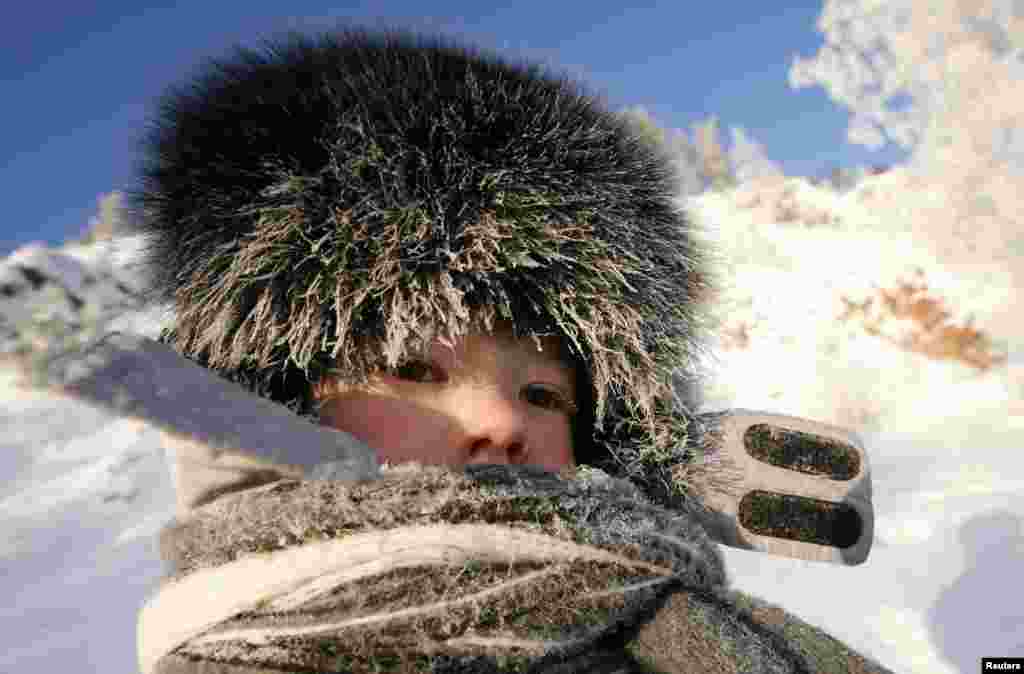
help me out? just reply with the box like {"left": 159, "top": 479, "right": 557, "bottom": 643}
{"left": 455, "top": 390, "right": 530, "bottom": 465}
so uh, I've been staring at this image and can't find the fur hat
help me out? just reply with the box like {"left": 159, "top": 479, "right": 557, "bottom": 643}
{"left": 125, "top": 26, "right": 724, "bottom": 508}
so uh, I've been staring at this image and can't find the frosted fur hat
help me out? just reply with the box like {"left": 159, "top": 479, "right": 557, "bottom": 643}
{"left": 126, "top": 26, "right": 725, "bottom": 507}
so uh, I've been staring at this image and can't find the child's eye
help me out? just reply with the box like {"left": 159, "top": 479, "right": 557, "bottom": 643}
{"left": 522, "top": 384, "right": 577, "bottom": 415}
{"left": 391, "top": 360, "right": 444, "bottom": 383}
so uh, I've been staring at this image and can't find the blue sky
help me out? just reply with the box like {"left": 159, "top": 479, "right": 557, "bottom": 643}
{"left": 1, "top": 1, "right": 909, "bottom": 256}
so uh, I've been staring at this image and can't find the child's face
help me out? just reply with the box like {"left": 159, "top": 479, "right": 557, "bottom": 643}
{"left": 313, "top": 327, "right": 577, "bottom": 473}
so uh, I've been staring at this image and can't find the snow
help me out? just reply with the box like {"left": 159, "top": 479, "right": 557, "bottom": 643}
{"left": 2, "top": 176, "right": 1023, "bottom": 674}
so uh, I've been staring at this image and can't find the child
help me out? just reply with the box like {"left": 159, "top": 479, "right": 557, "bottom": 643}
{"left": 131, "top": 26, "right": 894, "bottom": 673}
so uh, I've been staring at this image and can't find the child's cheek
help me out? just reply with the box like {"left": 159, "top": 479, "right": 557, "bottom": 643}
{"left": 320, "top": 393, "right": 460, "bottom": 466}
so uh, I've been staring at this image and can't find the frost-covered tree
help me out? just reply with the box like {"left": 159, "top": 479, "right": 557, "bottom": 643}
{"left": 619, "top": 105, "right": 790, "bottom": 195}
{"left": 619, "top": 106, "right": 725, "bottom": 195}
{"left": 619, "top": 105, "right": 668, "bottom": 149}
{"left": 788, "top": 0, "right": 1024, "bottom": 268}
{"left": 789, "top": 0, "right": 1022, "bottom": 159}
{"left": 729, "top": 126, "right": 785, "bottom": 184}
{"left": 79, "top": 191, "right": 130, "bottom": 245}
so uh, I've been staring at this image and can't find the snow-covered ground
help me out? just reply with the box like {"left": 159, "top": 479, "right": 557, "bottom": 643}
{"left": 2, "top": 173, "right": 1022, "bottom": 673}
